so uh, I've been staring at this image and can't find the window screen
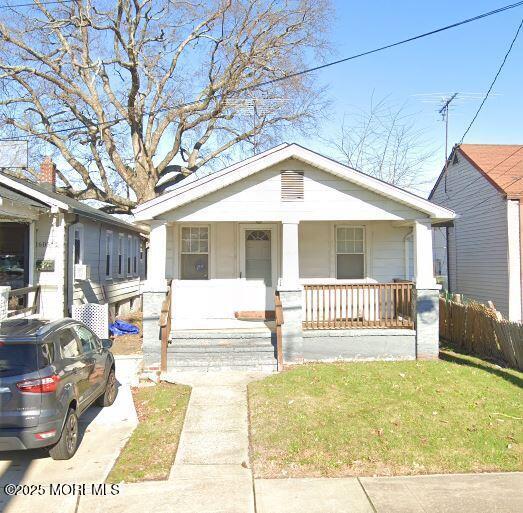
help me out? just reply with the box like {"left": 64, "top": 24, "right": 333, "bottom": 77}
{"left": 336, "top": 227, "right": 365, "bottom": 279}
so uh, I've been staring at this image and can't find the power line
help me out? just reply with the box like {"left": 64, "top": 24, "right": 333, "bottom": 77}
{"left": 460, "top": 17, "right": 523, "bottom": 143}
{"left": 0, "top": 0, "right": 75, "bottom": 9}
{"left": 1, "top": 1, "right": 523, "bottom": 141}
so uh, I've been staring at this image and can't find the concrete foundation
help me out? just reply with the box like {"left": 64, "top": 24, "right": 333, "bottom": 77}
{"left": 414, "top": 287, "right": 440, "bottom": 359}
{"left": 278, "top": 288, "right": 304, "bottom": 364}
{"left": 142, "top": 288, "right": 167, "bottom": 368}
{"left": 303, "top": 329, "right": 416, "bottom": 361}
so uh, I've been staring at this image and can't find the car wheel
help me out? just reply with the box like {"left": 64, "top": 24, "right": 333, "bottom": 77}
{"left": 49, "top": 408, "right": 79, "bottom": 460}
{"left": 97, "top": 368, "right": 117, "bottom": 407}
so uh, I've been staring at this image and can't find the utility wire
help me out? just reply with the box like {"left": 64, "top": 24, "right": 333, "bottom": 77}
{"left": 460, "top": 17, "right": 523, "bottom": 143}
{"left": 0, "top": 0, "right": 74, "bottom": 9}
{"left": 1, "top": 1, "right": 523, "bottom": 141}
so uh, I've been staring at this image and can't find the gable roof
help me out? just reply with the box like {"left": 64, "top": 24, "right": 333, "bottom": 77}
{"left": 429, "top": 144, "right": 523, "bottom": 200}
{"left": 0, "top": 171, "right": 144, "bottom": 233}
{"left": 133, "top": 143, "right": 455, "bottom": 222}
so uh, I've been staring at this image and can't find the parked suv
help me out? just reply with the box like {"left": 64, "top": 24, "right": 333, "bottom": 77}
{"left": 0, "top": 318, "right": 116, "bottom": 460}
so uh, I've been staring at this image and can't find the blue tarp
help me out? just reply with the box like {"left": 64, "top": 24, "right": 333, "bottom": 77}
{"left": 109, "top": 320, "right": 139, "bottom": 337}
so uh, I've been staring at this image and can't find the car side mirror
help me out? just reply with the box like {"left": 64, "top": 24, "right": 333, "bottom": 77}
{"left": 101, "top": 338, "right": 113, "bottom": 350}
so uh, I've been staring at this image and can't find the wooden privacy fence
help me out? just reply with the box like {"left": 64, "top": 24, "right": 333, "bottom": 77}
{"left": 303, "top": 282, "right": 413, "bottom": 329}
{"left": 439, "top": 297, "right": 523, "bottom": 371}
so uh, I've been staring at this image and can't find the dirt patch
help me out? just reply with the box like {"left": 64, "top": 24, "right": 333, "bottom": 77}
{"left": 111, "top": 311, "right": 143, "bottom": 356}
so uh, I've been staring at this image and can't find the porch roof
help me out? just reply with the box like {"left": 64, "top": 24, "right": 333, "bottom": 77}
{"left": 133, "top": 143, "right": 456, "bottom": 223}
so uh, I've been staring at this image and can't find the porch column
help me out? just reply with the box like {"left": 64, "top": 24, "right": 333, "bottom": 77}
{"left": 413, "top": 219, "right": 437, "bottom": 289}
{"left": 278, "top": 220, "right": 303, "bottom": 364}
{"left": 413, "top": 219, "right": 440, "bottom": 359}
{"left": 281, "top": 221, "right": 300, "bottom": 289}
{"left": 142, "top": 220, "right": 169, "bottom": 370}
{"left": 145, "top": 220, "right": 168, "bottom": 289}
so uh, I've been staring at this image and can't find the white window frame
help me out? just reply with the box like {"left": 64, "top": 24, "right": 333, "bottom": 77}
{"left": 118, "top": 233, "right": 124, "bottom": 277}
{"left": 73, "top": 224, "right": 84, "bottom": 265}
{"left": 126, "top": 234, "right": 133, "bottom": 277}
{"left": 179, "top": 225, "right": 210, "bottom": 280}
{"left": 335, "top": 225, "right": 366, "bottom": 280}
{"left": 105, "top": 230, "right": 113, "bottom": 279}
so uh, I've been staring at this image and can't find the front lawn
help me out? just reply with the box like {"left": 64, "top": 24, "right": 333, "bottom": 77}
{"left": 248, "top": 350, "right": 523, "bottom": 477}
{"left": 108, "top": 382, "right": 191, "bottom": 482}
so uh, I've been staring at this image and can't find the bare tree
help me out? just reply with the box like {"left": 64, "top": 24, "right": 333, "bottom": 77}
{"left": 331, "top": 96, "right": 435, "bottom": 190}
{"left": 0, "top": 0, "right": 331, "bottom": 212}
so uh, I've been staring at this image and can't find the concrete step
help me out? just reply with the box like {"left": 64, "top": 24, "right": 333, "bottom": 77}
{"left": 165, "top": 364, "right": 277, "bottom": 372}
{"left": 166, "top": 328, "right": 277, "bottom": 371}
{"left": 170, "top": 330, "right": 273, "bottom": 340}
{"left": 168, "top": 343, "right": 275, "bottom": 353}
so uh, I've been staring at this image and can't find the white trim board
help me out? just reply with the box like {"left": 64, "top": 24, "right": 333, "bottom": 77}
{"left": 133, "top": 143, "right": 456, "bottom": 222}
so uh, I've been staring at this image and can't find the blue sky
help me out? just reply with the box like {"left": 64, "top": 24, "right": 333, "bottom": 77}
{"left": 297, "top": 0, "right": 523, "bottom": 194}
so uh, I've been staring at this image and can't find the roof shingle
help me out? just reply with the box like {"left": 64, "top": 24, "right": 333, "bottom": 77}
{"left": 458, "top": 144, "right": 523, "bottom": 198}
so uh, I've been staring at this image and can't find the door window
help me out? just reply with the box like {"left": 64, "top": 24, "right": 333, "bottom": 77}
{"left": 72, "top": 325, "right": 99, "bottom": 353}
{"left": 245, "top": 230, "right": 272, "bottom": 286}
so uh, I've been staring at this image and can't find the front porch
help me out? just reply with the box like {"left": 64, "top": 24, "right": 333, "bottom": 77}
{"left": 142, "top": 218, "right": 439, "bottom": 370}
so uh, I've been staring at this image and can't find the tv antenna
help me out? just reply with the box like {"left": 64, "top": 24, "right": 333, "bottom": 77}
{"left": 439, "top": 93, "right": 458, "bottom": 192}
{"left": 224, "top": 97, "right": 289, "bottom": 156}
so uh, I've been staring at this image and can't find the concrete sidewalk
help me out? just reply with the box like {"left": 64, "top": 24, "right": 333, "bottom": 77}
{"left": 0, "top": 385, "right": 138, "bottom": 513}
{"left": 256, "top": 473, "right": 523, "bottom": 513}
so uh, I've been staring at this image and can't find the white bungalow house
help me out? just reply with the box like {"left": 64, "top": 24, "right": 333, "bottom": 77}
{"left": 134, "top": 143, "right": 455, "bottom": 371}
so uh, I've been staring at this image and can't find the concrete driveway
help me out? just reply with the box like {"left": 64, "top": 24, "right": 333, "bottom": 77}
{"left": 0, "top": 373, "right": 138, "bottom": 513}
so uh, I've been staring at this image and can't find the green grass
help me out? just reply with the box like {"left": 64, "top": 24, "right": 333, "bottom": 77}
{"left": 107, "top": 383, "right": 191, "bottom": 482}
{"left": 248, "top": 350, "right": 523, "bottom": 478}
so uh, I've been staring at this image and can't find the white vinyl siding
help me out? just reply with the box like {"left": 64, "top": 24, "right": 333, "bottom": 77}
{"left": 163, "top": 160, "right": 426, "bottom": 223}
{"left": 431, "top": 155, "right": 511, "bottom": 317}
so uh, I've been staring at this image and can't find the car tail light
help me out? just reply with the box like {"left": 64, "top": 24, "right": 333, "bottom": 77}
{"left": 34, "top": 429, "right": 57, "bottom": 440}
{"left": 16, "top": 375, "right": 60, "bottom": 393}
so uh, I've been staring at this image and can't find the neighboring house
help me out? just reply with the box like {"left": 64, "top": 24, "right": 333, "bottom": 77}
{"left": 133, "top": 143, "right": 455, "bottom": 370}
{"left": 430, "top": 144, "right": 523, "bottom": 322}
{"left": 0, "top": 158, "right": 147, "bottom": 320}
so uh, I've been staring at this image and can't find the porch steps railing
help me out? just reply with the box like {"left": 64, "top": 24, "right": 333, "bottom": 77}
{"left": 8, "top": 285, "right": 41, "bottom": 318}
{"left": 303, "top": 282, "right": 413, "bottom": 330}
{"left": 275, "top": 292, "right": 284, "bottom": 370}
{"left": 159, "top": 280, "right": 173, "bottom": 372}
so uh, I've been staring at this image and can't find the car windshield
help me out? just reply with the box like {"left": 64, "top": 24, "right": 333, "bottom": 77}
{"left": 0, "top": 343, "right": 38, "bottom": 377}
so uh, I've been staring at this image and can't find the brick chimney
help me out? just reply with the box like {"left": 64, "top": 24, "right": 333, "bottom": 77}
{"left": 39, "top": 157, "right": 56, "bottom": 190}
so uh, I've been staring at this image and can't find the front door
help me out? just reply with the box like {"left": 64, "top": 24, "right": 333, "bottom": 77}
{"left": 239, "top": 224, "right": 278, "bottom": 312}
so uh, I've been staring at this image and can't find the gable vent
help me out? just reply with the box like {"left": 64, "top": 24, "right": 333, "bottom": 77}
{"left": 281, "top": 171, "right": 304, "bottom": 201}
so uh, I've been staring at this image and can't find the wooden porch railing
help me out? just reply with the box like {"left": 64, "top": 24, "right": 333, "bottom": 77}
{"left": 303, "top": 282, "right": 413, "bottom": 330}
{"left": 8, "top": 285, "right": 41, "bottom": 318}
{"left": 274, "top": 292, "right": 284, "bottom": 370}
{"left": 159, "top": 280, "right": 173, "bottom": 372}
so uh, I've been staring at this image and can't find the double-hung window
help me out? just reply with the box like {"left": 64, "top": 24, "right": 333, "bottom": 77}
{"left": 105, "top": 231, "right": 113, "bottom": 279}
{"left": 118, "top": 234, "right": 124, "bottom": 276}
{"left": 133, "top": 237, "right": 138, "bottom": 274}
{"left": 180, "top": 226, "right": 209, "bottom": 280}
{"left": 126, "top": 235, "right": 132, "bottom": 276}
{"left": 73, "top": 225, "right": 83, "bottom": 265}
{"left": 336, "top": 227, "right": 365, "bottom": 279}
